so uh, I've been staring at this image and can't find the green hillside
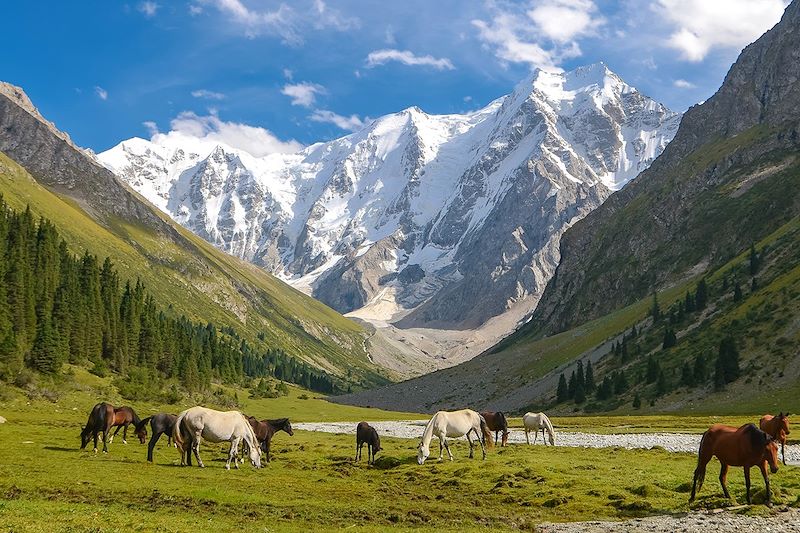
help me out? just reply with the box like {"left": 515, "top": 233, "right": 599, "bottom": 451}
{"left": 0, "top": 151, "right": 387, "bottom": 389}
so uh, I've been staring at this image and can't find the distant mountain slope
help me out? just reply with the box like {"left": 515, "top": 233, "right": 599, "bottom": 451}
{"left": 0, "top": 83, "right": 386, "bottom": 388}
{"left": 332, "top": 0, "right": 800, "bottom": 411}
{"left": 100, "top": 64, "right": 679, "bottom": 336}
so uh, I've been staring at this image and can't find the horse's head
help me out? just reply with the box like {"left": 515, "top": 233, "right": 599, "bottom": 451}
{"left": 764, "top": 437, "right": 780, "bottom": 474}
{"left": 80, "top": 426, "right": 90, "bottom": 449}
{"left": 501, "top": 430, "right": 510, "bottom": 447}
{"left": 417, "top": 441, "right": 429, "bottom": 465}
{"left": 778, "top": 412, "right": 791, "bottom": 435}
{"left": 134, "top": 424, "right": 147, "bottom": 444}
{"left": 283, "top": 419, "right": 294, "bottom": 437}
{"left": 248, "top": 442, "right": 262, "bottom": 468}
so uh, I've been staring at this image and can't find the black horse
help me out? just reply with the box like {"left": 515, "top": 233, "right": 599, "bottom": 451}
{"left": 80, "top": 402, "right": 115, "bottom": 453}
{"left": 246, "top": 416, "right": 294, "bottom": 463}
{"left": 355, "top": 421, "right": 382, "bottom": 464}
{"left": 134, "top": 413, "right": 178, "bottom": 462}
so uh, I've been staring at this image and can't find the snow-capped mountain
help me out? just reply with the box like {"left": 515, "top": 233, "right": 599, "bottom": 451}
{"left": 100, "top": 63, "right": 680, "bottom": 334}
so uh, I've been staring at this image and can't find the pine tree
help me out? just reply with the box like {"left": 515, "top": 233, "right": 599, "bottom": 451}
{"left": 568, "top": 370, "right": 577, "bottom": 399}
{"left": 662, "top": 328, "right": 677, "bottom": 349}
{"left": 646, "top": 355, "right": 660, "bottom": 383}
{"left": 556, "top": 373, "right": 568, "bottom": 403}
{"left": 656, "top": 369, "right": 668, "bottom": 396}
{"left": 681, "top": 362, "right": 695, "bottom": 387}
{"left": 749, "top": 244, "right": 760, "bottom": 276}
{"left": 650, "top": 292, "right": 661, "bottom": 322}
{"left": 733, "top": 282, "right": 743, "bottom": 302}
{"left": 714, "top": 337, "right": 740, "bottom": 389}
{"left": 614, "top": 370, "right": 628, "bottom": 395}
{"left": 695, "top": 278, "right": 708, "bottom": 310}
{"left": 585, "top": 360, "right": 595, "bottom": 393}
{"left": 632, "top": 393, "right": 642, "bottom": 409}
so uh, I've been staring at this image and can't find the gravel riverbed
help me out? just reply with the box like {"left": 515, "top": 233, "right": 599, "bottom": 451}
{"left": 294, "top": 420, "right": 800, "bottom": 464}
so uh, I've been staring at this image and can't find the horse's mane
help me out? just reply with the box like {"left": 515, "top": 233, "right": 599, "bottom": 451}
{"left": 744, "top": 423, "right": 767, "bottom": 449}
{"left": 267, "top": 418, "right": 289, "bottom": 427}
{"left": 496, "top": 411, "right": 508, "bottom": 429}
{"left": 135, "top": 416, "right": 152, "bottom": 432}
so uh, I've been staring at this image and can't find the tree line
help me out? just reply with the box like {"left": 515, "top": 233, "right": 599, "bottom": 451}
{"left": 0, "top": 197, "right": 342, "bottom": 396}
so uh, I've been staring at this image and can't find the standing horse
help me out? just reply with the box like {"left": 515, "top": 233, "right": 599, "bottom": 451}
{"left": 523, "top": 412, "right": 555, "bottom": 445}
{"left": 480, "top": 411, "right": 510, "bottom": 446}
{"left": 760, "top": 412, "right": 790, "bottom": 465}
{"left": 355, "top": 421, "right": 381, "bottom": 464}
{"left": 689, "top": 423, "right": 779, "bottom": 506}
{"left": 134, "top": 413, "right": 178, "bottom": 462}
{"left": 417, "top": 409, "right": 492, "bottom": 464}
{"left": 107, "top": 406, "right": 141, "bottom": 445}
{"left": 174, "top": 406, "right": 261, "bottom": 470}
{"left": 80, "top": 402, "right": 115, "bottom": 453}
{"left": 246, "top": 416, "right": 294, "bottom": 463}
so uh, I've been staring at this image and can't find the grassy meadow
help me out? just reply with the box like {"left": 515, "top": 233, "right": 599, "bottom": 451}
{"left": 1, "top": 369, "right": 800, "bottom": 532}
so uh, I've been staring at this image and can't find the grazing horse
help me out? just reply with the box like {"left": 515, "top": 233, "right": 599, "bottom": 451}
{"left": 246, "top": 416, "right": 294, "bottom": 463}
{"left": 80, "top": 402, "right": 115, "bottom": 453}
{"left": 760, "top": 412, "right": 790, "bottom": 465}
{"left": 355, "top": 421, "right": 381, "bottom": 464}
{"left": 523, "top": 412, "right": 555, "bottom": 445}
{"left": 417, "top": 409, "right": 493, "bottom": 464}
{"left": 174, "top": 406, "right": 261, "bottom": 470}
{"left": 690, "top": 423, "right": 779, "bottom": 506}
{"left": 107, "top": 406, "right": 141, "bottom": 445}
{"left": 480, "top": 411, "right": 510, "bottom": 446}
{"left": 134, "top": 413, "right": 178, "bottom": 463}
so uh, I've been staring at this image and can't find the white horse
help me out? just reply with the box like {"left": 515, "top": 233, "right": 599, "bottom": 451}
{"left": 173, "top": 406, "right": 262, "bottom": 470}
{"left": 417, "top": 409, "right": 492, "bottom": 464}
{"left": 523, "top": 412, "right": 555, "bottom": 445}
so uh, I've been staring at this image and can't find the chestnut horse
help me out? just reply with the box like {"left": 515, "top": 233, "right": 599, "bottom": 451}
{"left": 760, "top": 412, "right": 790, "bottom": 465}
{"left": 246, "top": 416, "right": 294, "bottom": 463}
{"left": 355, "top": 421, "right": 381, "bottom": 464}
{"left": 479, "top": 411, "right": 509, "bottom": 446}
{"left": 80, "top": 402, "right": 115, "bottom": 453}
{"left": 107, "top": 406, "right": 141, "bottom": 445}
{"left": 690, "top": 423, "right": 779, "bottom": 506}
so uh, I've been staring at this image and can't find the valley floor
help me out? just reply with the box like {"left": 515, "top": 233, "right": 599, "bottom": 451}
{"left": 1, "top": 379, "right": 799, "bottom": 532}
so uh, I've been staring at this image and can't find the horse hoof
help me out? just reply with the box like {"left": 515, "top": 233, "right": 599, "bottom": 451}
{"left": 122, "top": 440, "right": 127, "bottom": 445}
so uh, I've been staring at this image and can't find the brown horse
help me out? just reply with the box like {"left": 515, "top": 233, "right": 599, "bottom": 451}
{"left": 246, "top": 416, "right": 294, "bottom": 463}
{"left": 355, "top": 421, "right": 382, "bottom": 464}
{"left": 479, "top": 411, "right": 509, "bottom": 446}
{"left": 80, "top": 402, "right": 115, "bottom": 453}
{"left": 760, "top": 412, "right": 790, "bottom": 465}
{"left": 107, "top": 406, "right": 142, "bottom": 445}
{"left": 690, "top": 423, "right": 779, "bottom": 506}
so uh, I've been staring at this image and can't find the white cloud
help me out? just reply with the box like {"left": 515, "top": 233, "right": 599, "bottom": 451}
{"left": 152, "top": 110, "right": 302, "bottom": 157}
{"left": 657, "top": 0, "right": 788, "bottom": 62}
{"left": 142, "top": 121, "right": 159, "bottom": 136}
{"left": 384, "top": 25, "right": 396, "bottom": 45}
{"left": 673, "top": 79, "right": 696, "bottom": 89}
{"left": 201, "top": 0, "right": 301, "bottom": 44}
{"left": 281, "top": 82, "right": 326, "bottom": 107}
{"left": 365, "top": 49, "right": 455, "bottom": 71}
{"left": 191, "top": 89, "right": 226, "bottom": 100}
{"left": 95, "top": 86, "right": 108, "bottom": 100}
{"left": 472, "top": 0, "right": 602, "bottom": 69}
{"left": 283, "top": 68, "right": 293, "bottom": 80}
{"left": 138, "top": 1, "right": 159, "bottom": 17}
{"left": 463, "top": 95, "right": 473, "bottom": 102}
{"left": 527, "top": 0, "right": 604, "bottom": 43}
{"left": 189, "top": 4, "right": 203, "bottom": 15}
{"left": 309, "top": 110, "right": 366, "bottom": 132}
{"left": 312, "top": 0, "right": 359, "bottom": 30}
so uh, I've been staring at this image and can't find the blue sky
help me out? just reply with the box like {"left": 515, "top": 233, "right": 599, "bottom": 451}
{"left": 0, "top": 1, "right": 790, "bottom": 154}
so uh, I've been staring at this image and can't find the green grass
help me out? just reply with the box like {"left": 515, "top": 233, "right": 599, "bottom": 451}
{"left": 2, "top": 375, "right": 799, "bottom": 532}
{"left": 0, "top": 152, "right": 386, "bottom": 387}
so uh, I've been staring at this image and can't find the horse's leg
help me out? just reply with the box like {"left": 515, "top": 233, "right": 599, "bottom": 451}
{"left": 466, "top": 432, "right": 474, "bottom": 459}
{"left": 109, "top": 424, "right": 121, "bottom": 444}
{"left": 744, "top": 466, "right": 752, "bottom": 504}
{"left": 719, "top": 462, "right": 730, "bottom": 500}
{"left": 541, "top": 428, "right": 546, "bottom": 445}
{"left": 782, "top": 440, "right": 787, "bottom": 466}
{"left": 226, "top": 437, "right": 240, "bottom": 470}
{"left": 438, "top": 438, "right": 444, "bottom": 461}
{"left": 443, "top": 438, "right": 454, "bottom": 461}
{"left": 147, "top": 432, "right": 159, "bottom": 462}
{"left": 525, "top": 428, "right": 530, "bottom": 445}
{"left": 533, "top": 428, "right": 538, "bottom": 445}
{"left": 476, "top": 428, "right": 487, "bottom": 460}
{"left": 355, "top": 441, "right": 360, "bottom": 462}
{"left": 193, "top": 431, "right": 204, "bottom": 468}
{"left": 102, "top": 428, "right": 109, "bottom": 454}
{"left": 92, "top": 430, "right": 99, "bottom": 454}
{"left": 759, "top": 461, "right": 772, "bottom": 507}
{"left": 495, "top": 431, "right": 499, "bottom": 446}
{"left": 265, "top": 437, "right": 271, "bottom": 463}
{"left": 122, "top": 423, "right": 128, "bottom": 445}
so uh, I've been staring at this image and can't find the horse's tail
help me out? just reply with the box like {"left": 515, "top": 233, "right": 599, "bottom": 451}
{"left": 136, "top": 416, "right": 152, "bottom": 434}
{"left": 173, "top": 410, "right": 188, "bottom": 449}
{"left": 690, "top": 430, "right": 709, "bottom": 500}
{"left": 497, "top": 411, "right": 508, "bottom": 432}
{"left": 479, "top": 414, "right": 494, "bottom": 448}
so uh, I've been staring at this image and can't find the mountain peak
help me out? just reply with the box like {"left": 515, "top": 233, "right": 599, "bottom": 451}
{"left": 0, "top": 81, "right": 77, "bottom": 148}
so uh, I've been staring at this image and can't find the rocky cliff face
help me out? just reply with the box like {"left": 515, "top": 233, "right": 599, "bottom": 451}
{"left": 100, "top": 64, "right": 680, "bottom": 331}
{"left": 530, "top": 0, "right": 800, "bottom": 335}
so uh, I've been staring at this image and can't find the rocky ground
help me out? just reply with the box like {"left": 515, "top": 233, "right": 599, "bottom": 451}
{"left": 294, "top": 420, "right": 800, "bottom": 464}
{"left": 536, "top": 508, "right": 800, "bottom": 532}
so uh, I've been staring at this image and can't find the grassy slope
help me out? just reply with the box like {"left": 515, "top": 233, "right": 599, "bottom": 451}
{"left": 1, "top": 373, "right": 799, "bottom": 532}
{"left": 0, "top": 152, "right": 387, "bottom": 386}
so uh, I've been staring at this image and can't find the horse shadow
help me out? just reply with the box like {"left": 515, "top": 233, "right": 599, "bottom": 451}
{"left": 44, "top": 446, "right": 77, "bottom": 452}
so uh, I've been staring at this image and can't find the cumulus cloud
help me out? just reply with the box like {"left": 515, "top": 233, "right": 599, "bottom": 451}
{"left": 191, "top": 89, "right": 226, "bottom": 100}
{"left": 152, "top": 111, "right": 302, "bottom": 157}
{"left": 281, "top": 82, "right": 326, "bottom": 107}
{"left": 365, "top": 49, "right": 455, "bottom": 70}
{"left": 95, "top": 86, "right": 108, "bottom": 100}
{"left": 142, "top": 121, "right": 159, "bottom": 136}
{"left": 309, "top": 110, "right": 366, "bottom": 132}
{"left": 673, "top": 79, "right": 696, "bottom": 89}
{"left": 472, "top": 0, "right": 603, "bottom": 69}
{"left": 138, "top": 1, "right": 159, "bottom": 17}
{"left": 657, "top": 0, "right": 788, "bottom": 62}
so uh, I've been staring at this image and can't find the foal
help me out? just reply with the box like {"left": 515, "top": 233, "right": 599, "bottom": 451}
{"left": 355, "top": 422, "right": 381, "bottom": 464}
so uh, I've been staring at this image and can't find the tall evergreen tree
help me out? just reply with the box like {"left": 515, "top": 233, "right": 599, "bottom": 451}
{"left": 556, "top": 373, "right": 568, "bottom": 403}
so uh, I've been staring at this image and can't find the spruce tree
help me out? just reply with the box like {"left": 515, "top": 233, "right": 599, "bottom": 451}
{"left": 749, "top": 244, "right": 760, "bottom": 276}
{"left": 695, "top": 278, "right": 708, "bottom": 310}
{"left": 585, "top": 360, "right": 596, "bottom": 393}
{"left": 632, "top": 393, "right": 642, "bottom": 409}
{"left": 733, "top": 282, "right": 743, "bottom": 302}
{"left": 662, "top": 328, "right": 677, "bottom": 349}
{"left": 650, "top": 292, "right": 661, "bottom": 322}
{"left": 556, "top": 373, "right": 568, "bottom": 403}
